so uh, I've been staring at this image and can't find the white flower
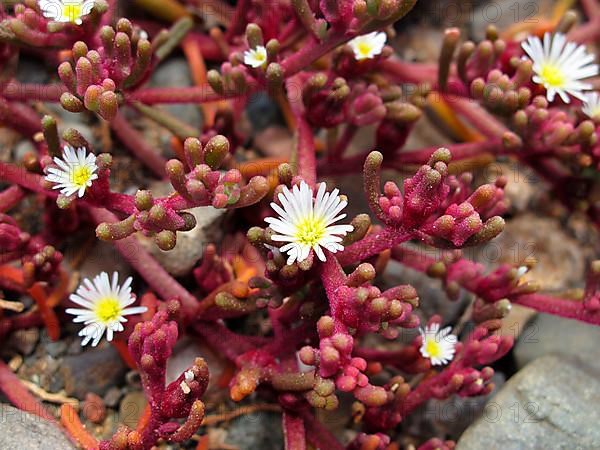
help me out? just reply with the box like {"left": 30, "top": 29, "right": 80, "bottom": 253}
{"left": 582, "top": 91, "right": 600, "bottom": 119}
{"left": 419, "top": 323, "right": 457, "bottom": 366}
{"left": 38, "top": 0, "right": 96, "bottom": 25}
{"left": 265, "top": 181, "right": 353, "bottom": 265}
{"left": 348, "top": 31, "right": 387, "bottom": 61}
{"left": 45, "top": 145, "right": 98, "bottom": 198}
{"left": 66, "top": 272, "right": 147, "bottom": 347}
{"left": 521, "top": 32, "right": 599, "bottom": 103}
{"left": 243, "top": 46, "right": 267, "bottom": 68}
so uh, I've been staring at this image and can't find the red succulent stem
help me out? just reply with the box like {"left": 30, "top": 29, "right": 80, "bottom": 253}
{"left": 441, "top": 94, "right": 508, "bottom": 139}
{"left": 512, "top": 294, "right": 600, "bottom": 325}
{"left": 0, "top": 360, "right": 56, "bottom": 422}
{"left": 0, "top": 186, "right": 25, "bottom": 212}
{"left": 194, "top": 321, "right": 257, "bottom": 361}
{"left": 354, "top": 346, "right": 415, "bottom": 366}
{"left": 225, "top": 0, "right": 251, "bottom": 40}
{"left": 88, "top": 208, "right": 199, "bottom": 317}
{"left": 0, "top": 98, "right": 42, "bottom": 138}
{"left": 1, "top": 82, "right": 66, "bottom": 102}
{"left": 320, "top": 255, "right": 348, "bottom": 332}
{"left": 298, "top": 408, "right": 345, "bottom": 450}
{"left": 283, "top": 412, "right": 306, "bottom": 450}
{"left": 395, "top": 139, "right": 504, "bottom": 165}
{"left": 380, "top": 59, "right": 440, "bottom": 85}
{"left": 328, "top": 125, "right": 357, "bottom": 162}
{"left": 287, "top": 77, "right": 317, "bottom": 187}
{"left": 337, "top": 227, "right": 415, "bottom": 266}
{"left": 0, "top": 162, "right": 50, "bottom": 195}
{"left": 110, "top": 112, "right": 167, "bottom": 178}
{"left": 127, "top": 84, "right": 248, "bottom": 104}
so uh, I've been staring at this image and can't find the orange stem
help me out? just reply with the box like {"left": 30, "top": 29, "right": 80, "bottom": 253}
{"left": 196, "top": 435, "right": 210, "bottom": 450}
{"left": 60, "top": 404, "right": 99, "bottom": 450}
{"left": 182, "top": 36, "right": 220, "bottom": 127}
{"left": 27, "top": 282, "right": 60, "bottom": 341}
{"left": 47, "top": 269, "right": 69, "bottom": 307}
{"left": 0, "top": 265, "right": 24, "bottom": 286}
{"left": 236, "top": 157, "right": 287, "bottom": 179}
{"left": 136, "top": 404, "right": 152, "bottom": 432}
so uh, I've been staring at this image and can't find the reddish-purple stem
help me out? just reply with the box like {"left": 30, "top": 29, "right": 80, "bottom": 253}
{"left": 1, "top": 82, "right": 66, "bottom": 102}
{"left": 0, "top": 186, "right": 25, "bottom": 212}
{"left": 283, "top": 412, "right": 306, "bottom": 450}
{"left": 298, "top": 408, "right": 345, "bottom": 450}
{"left": 110, "top": 112, "right": 167, "bottom": 178}
{"left": 0, "top": 360, "right": 56, "bottom": 422}
{"left": 128, "top": 84, "right": 245, "bottom": 104}
{"left": 88, "top": 208, "right": 199, "bottom": 317}
{"left": 337, "top": 227, "right": 415, "bottom": 266}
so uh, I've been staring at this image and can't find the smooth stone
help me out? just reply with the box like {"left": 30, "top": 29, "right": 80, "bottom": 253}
{"left": 0, "top": 404, "right": 76, "bottom": 449}
{"left": 457, "top": 355, "right": 600, "bottom": 450}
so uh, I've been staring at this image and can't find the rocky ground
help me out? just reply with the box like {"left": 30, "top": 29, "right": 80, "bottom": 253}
{"left": 3, "top": 0, "right": 600, "bottom": 449}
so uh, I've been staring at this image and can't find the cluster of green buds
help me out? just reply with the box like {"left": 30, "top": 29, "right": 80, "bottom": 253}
{"left": 58, "top": 17, "right": 192, "bottom": 120}
{"left": 97, "top": 135, "right": 269, "bottom": 250}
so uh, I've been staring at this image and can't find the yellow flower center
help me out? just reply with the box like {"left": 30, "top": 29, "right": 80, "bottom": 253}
{"left": 63, "top": 2, "right": 85, "bottom": 22}
{"left": 357, "top": 42, "right": 373, "bottom": 58}
{"left": 71, "top": 166, "right": 92, "bottom": 188}
{"left": 94, "top": 297, "right": 122, "bottom": 324}
{"left": 424, "top": 338, "right": 443, "bottom": 359}
{"left": 254, "top": 51, "right": 266, "bottom": 63}
{"left": 540, "top": 63, "right": 566, "bottom": 88}
{"left": 295, "top": 216, "right": 326, "bottom": 246}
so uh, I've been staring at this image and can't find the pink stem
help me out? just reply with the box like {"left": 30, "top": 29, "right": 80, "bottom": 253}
{"left": 442, "top": 94, "right": 508, "bottom": 139}
{"left": 395, "top": 139, "right": 504, "bottom": 165}
{"left": 88, "top": 208, "right": 199, "bottom": 317}
{"left": 354, "top": 346, "right": 414, "bottom": 366}
{"left": 336, "top": 227, "right": 415, "bottom": 266}
{"left": 580, "top": 0, "right": 600, "bottom": 18}
{"left": 0, "top": 186, "right": 25, "bottom": 212}
{"left": 287, "top": 77, "right": 316, "bottom": 187}
{"left": 569, "top": 17, "right": 600, "bottom": 43}
{"left": 328, "top": 125, "right": 356, "bottom": 162}
{"left": 1, "top": 82, "right": 66, "bottom": 102}
{"left": 0, "top": 162, "right": 49, "bottom": 194}
{"left": 0, "top": 98, "right": 42, "bottom": 137}
{"left": 512, "top": 294, "right": 600, "bottom": 326}
{"left": 380, "top": 59, "right": 439, "bottom": 84}
{"left": 298, "top": 408, "right": 345, "bottom": 450}
{"left": 225, "top": 0, "right": 251, "bottom": 40}
{"left": 110, "top": 113, "right": 167, "bottom": 178}
{"left": 194, "top": 321, "right": 257, "bottom": 361}
{"left": 283, "top": 412, "right": 306, "bottom": 450}
{"left": 320, "top": 256, "right": 348, "bottom": 332}
{"left": 280, "top": 34, "right": 350, "bottom": 77}
{"left": 127, "top": 84, "right": 244, "bottom": 104}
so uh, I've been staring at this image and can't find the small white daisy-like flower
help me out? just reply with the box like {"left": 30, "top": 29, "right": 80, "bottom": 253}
{"left": 45, "top": 145, "right": 98, "bottom": 198}
{"left": 521, "top": 32, "right": 599, "bottom": 103}
{"left": 265, "top": 181, "right": 354, "bottom": 265}
{"left": 243, "top": 46, "right": 267, "bottom": 68}
{"left": 348, "top": 31, "right": 387, "bottom": 61}
{"left": 66, "top": 272, "right": 147, "bottom": 347}
{"left": 419, "top": 323, "right": 457, "bottom": 366}
{"left": 38, "top": 0, "right": 96, "bottom": 25}
{"left": 582, "top": 91, "right": 600, "bottom": 119}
